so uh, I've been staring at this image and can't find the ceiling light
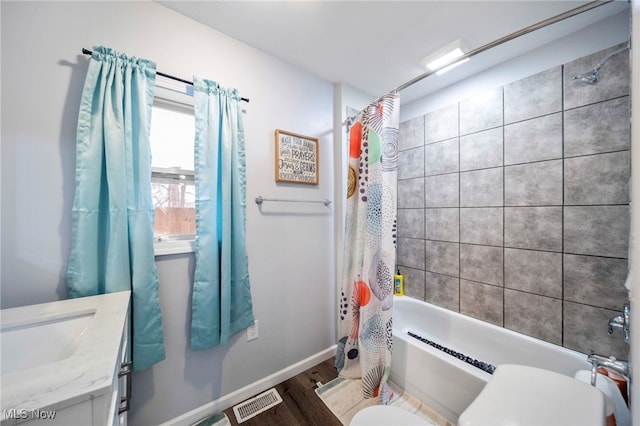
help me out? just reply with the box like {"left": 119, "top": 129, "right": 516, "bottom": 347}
{"left": 436, "top": 57, "right": 469, "bottom": 75}
{"left": 421, "top": 39, "right": 469, "bottom": 76}
{"left": 426, "top": 48, "right": 465, "bottom": 70}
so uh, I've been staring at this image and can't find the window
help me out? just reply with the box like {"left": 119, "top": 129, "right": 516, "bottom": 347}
{"left": 150, "top": 99, "right": 195, "bottom": 255}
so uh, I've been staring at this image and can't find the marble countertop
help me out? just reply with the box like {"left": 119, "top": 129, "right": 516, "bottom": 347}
{"left": 0, "top": 291, "right": 130, "bottom": 418}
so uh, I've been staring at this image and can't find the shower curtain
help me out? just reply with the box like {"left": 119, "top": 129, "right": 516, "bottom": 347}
{"left": 190, "top": 77, "right": 255, "bottom": 350}
{"left": 336, "top": 92, "right": 400, "bottom": 402}
{"left": 67, "top": 46, "right": 165, "bottom": 371}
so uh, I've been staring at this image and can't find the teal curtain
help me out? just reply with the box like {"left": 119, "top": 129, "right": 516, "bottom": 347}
{"left": 191, "top": 77, "right": 254, "bottom": 350}
{"left": 67, "top": 46, "right": 165, "bottom": 371}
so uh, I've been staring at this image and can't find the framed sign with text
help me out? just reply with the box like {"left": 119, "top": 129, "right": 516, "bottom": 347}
{"left": 275, "top": 129, "right": 319, "bottom": 185}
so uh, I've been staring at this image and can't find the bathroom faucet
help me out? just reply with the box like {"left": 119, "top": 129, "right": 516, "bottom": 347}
{"left": 587, "top": 352, "right": 630, "bottom": 386}
{"left": 608, "top": 303, "right": 630, "bottom": 343}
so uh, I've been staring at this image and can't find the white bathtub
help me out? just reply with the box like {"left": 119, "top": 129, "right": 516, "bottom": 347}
{"left": 390, "top": 296, "right": 591, "bottom": 423}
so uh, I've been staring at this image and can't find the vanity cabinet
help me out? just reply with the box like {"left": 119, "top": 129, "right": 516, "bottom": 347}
{"left": 107, "top": 315, "right": 131, "bottom": 426}
{"left": 1, "top": 291, "right": 131, "bottom": 426}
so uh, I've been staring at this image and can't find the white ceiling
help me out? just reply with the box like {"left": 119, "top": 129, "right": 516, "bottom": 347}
{"left": 158, "top": 1, "right": 629, "bottom": 103}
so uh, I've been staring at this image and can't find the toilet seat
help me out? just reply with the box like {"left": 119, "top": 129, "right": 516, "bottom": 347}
{"left": 350, "top": 405, "right": 429, "bottom": 425}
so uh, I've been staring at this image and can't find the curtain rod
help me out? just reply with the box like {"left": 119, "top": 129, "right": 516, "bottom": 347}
{"left": 81, "top": 48, "right": 250, "bottom": 103}
{"left": 394, "top": 0, "right": 613, "bottom": 93}
{"left": 342, "top": 0, "right": 614, "bottom": 126}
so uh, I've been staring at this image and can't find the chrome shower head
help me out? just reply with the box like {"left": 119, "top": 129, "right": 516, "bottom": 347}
{"left": 573, "top": 42, "right": 629, "bottom": 85}
{"left": 574, "top": 68, "right": 600, "bottom": 85}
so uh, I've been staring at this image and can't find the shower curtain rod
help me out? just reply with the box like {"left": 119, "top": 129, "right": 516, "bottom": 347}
{"left": 81, "top": 48, "right": 250, "bottom": 103}
{"left": 393, "top": 0, "right": 614, "bottom": 93}
{"left": 343, "top": 0, "right": 614, "bottom": 125}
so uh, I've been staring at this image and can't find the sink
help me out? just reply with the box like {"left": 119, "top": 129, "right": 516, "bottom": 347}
{"left": 1, "top": 291, "right": 130, "bottom": 420}
{"left": 1, "top": 309, "right": 96, "bottom": 375}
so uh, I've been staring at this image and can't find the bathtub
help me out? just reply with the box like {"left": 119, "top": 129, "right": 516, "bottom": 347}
{"left": 390, "top": 296, "right": 591, "bottom": 423}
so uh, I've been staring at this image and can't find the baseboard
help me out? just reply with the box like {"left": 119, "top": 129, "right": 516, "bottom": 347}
{"left": 160, "top": 344, "right": 337, "bottom": 426}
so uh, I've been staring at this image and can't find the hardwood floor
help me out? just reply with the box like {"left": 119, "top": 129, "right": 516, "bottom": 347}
{"left": 223, "top": 357, "right": 343, "bottom": 426}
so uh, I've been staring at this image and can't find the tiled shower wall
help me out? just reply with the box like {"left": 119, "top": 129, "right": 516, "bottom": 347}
{"left": 397, "top": 43, "right": 630, "bottom": 359}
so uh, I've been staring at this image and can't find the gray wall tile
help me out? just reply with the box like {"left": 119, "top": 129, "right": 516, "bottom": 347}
{"left": 425, "top": 272, "right": 459, "bottom": 311}
{"left": 460, "top": 127, "right": 503, "bottom": 171}
{"left": 398, "top": 177, "right": 424, "bottom": 208}
{"left": 460, "top": 167, "right": 503, "bottom": 207}
{"left": 401, "top": 267, "right": 425, "bottom": 301}
{"left": 397, "top": 208, "right": 425, "bottom": 239}
{"left": 460, "top": 207, "right": 504, "bottom": 246}
{"left": 564, "top": 301, "right": 629, "bottom": 359}
{"left": 504, "top": 248, "right": 562, "bottom": 298}
{"left": 505, "top": 160, "right": 563, "bottom": 206}
{"left": 398, "top": 146, "right": 424, "bottom": 180}
{"left": 397, "top": 44, "right": 631, "bottom": 357}
{"left": 564, "top": 43, "right": 630, "bottom": 110}
{"left": 564, "top": 206, "right": 630, "bottom": 258}
{"left": 459, "top": 88, "right": 503, "bottom": 135}
{"left": 504, "top": 67, "right": 562, "bottom": 124}
{"left": 460, "top": 207, "right": 503, "bottom": 247}
{"left": 425, "top": 208, "right": 459, "bottom": 242}
{"left": 564, "top": 254, "right": 629, "bottom": 311}
{"left": 564, "top": 151, "right": 630, "bottom": 205}
{"left": 505, "top": 207, "right": 562, "bottom": 251}
{"left": 425, "top": 138, "right": 459, "bottom": 176}
{"left": 504, "top": 289, "right": 562, "bottom": 345}
{"left": 564, "top": 97, "right": 630, "bottom": 157}
{"left": 425, "top": 104, "right": 458, "bottom": 144}
{"left": 460, "top": 280, "right": 503, "bottom": 326}
{"left": 397, "top": 238, "right": 425, "bottom": 270}
{"left": 399, "top": 115, "right": 425, "bottom": 151}
{"left": 425, "top": 241, "right": 459, "bottom": 277}
{"left": 425, "top": 173, "right": 459, "bottom": 207}
{"left": 504, "top": 113, "right": 562, "bottom": 165}
{"left": 460, "top": 244, "right": 503, "bottom": 286}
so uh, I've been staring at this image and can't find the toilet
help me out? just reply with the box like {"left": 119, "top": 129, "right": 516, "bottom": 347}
{"left": 350, "top": 405, "right": 429, "bottom": 425}
{"left": 458, "top": 364, "right": 606, "bottom": 426}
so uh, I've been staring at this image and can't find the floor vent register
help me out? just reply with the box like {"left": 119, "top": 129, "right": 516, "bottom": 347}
{"left": 232, "top": 387, "right": 283, "bottom": 423}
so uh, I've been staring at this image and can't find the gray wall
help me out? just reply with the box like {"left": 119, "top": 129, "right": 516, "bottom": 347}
{"left": 397, "top": 44, "right": 630, "bottom": 359}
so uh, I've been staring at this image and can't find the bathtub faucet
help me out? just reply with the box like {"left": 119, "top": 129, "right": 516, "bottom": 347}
{"left": 608, "top": 302, "right": 630, "bottom": 343}
{"left": 587, "top": 352, "right": 629, "bottom": 386}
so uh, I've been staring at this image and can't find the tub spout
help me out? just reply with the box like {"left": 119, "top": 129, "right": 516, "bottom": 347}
{"left": 587, "top": 352, "right": 629, "bottom": 385}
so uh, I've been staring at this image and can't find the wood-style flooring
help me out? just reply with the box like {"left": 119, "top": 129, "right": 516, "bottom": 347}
{"left": 223, "top": 357, "right": 343, "bottom": 426}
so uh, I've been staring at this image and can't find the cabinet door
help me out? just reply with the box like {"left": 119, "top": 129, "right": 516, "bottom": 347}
{"left": 117, "top": 311, "right": 131, "bottom": 426}
{"left": 108, "top": 306, "right": 131, "bottom": 426}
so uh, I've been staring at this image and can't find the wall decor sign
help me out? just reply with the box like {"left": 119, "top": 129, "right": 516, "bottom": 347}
{"left": 275, "top": 129, "right": 319, "bottom": 185}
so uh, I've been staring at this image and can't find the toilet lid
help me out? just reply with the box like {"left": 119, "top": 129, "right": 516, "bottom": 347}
{"left": 350, "top": 405, "right": 428, "bottom": 425}
{"left": 458, "top": 364, "right": 606, "bottom": 426}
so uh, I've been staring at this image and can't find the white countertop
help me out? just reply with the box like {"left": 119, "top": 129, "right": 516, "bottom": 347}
{"left": 0, "top": 291, "right": 131, "bottom": 418}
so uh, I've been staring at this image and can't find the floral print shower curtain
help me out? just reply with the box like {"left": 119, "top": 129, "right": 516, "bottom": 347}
{"left": 336, "top": 92, "right": 400, "bottom": 402}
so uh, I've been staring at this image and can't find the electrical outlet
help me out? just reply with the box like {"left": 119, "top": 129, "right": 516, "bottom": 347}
{"left": 247, "top": 320, "right": 259, "bottom": 341}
